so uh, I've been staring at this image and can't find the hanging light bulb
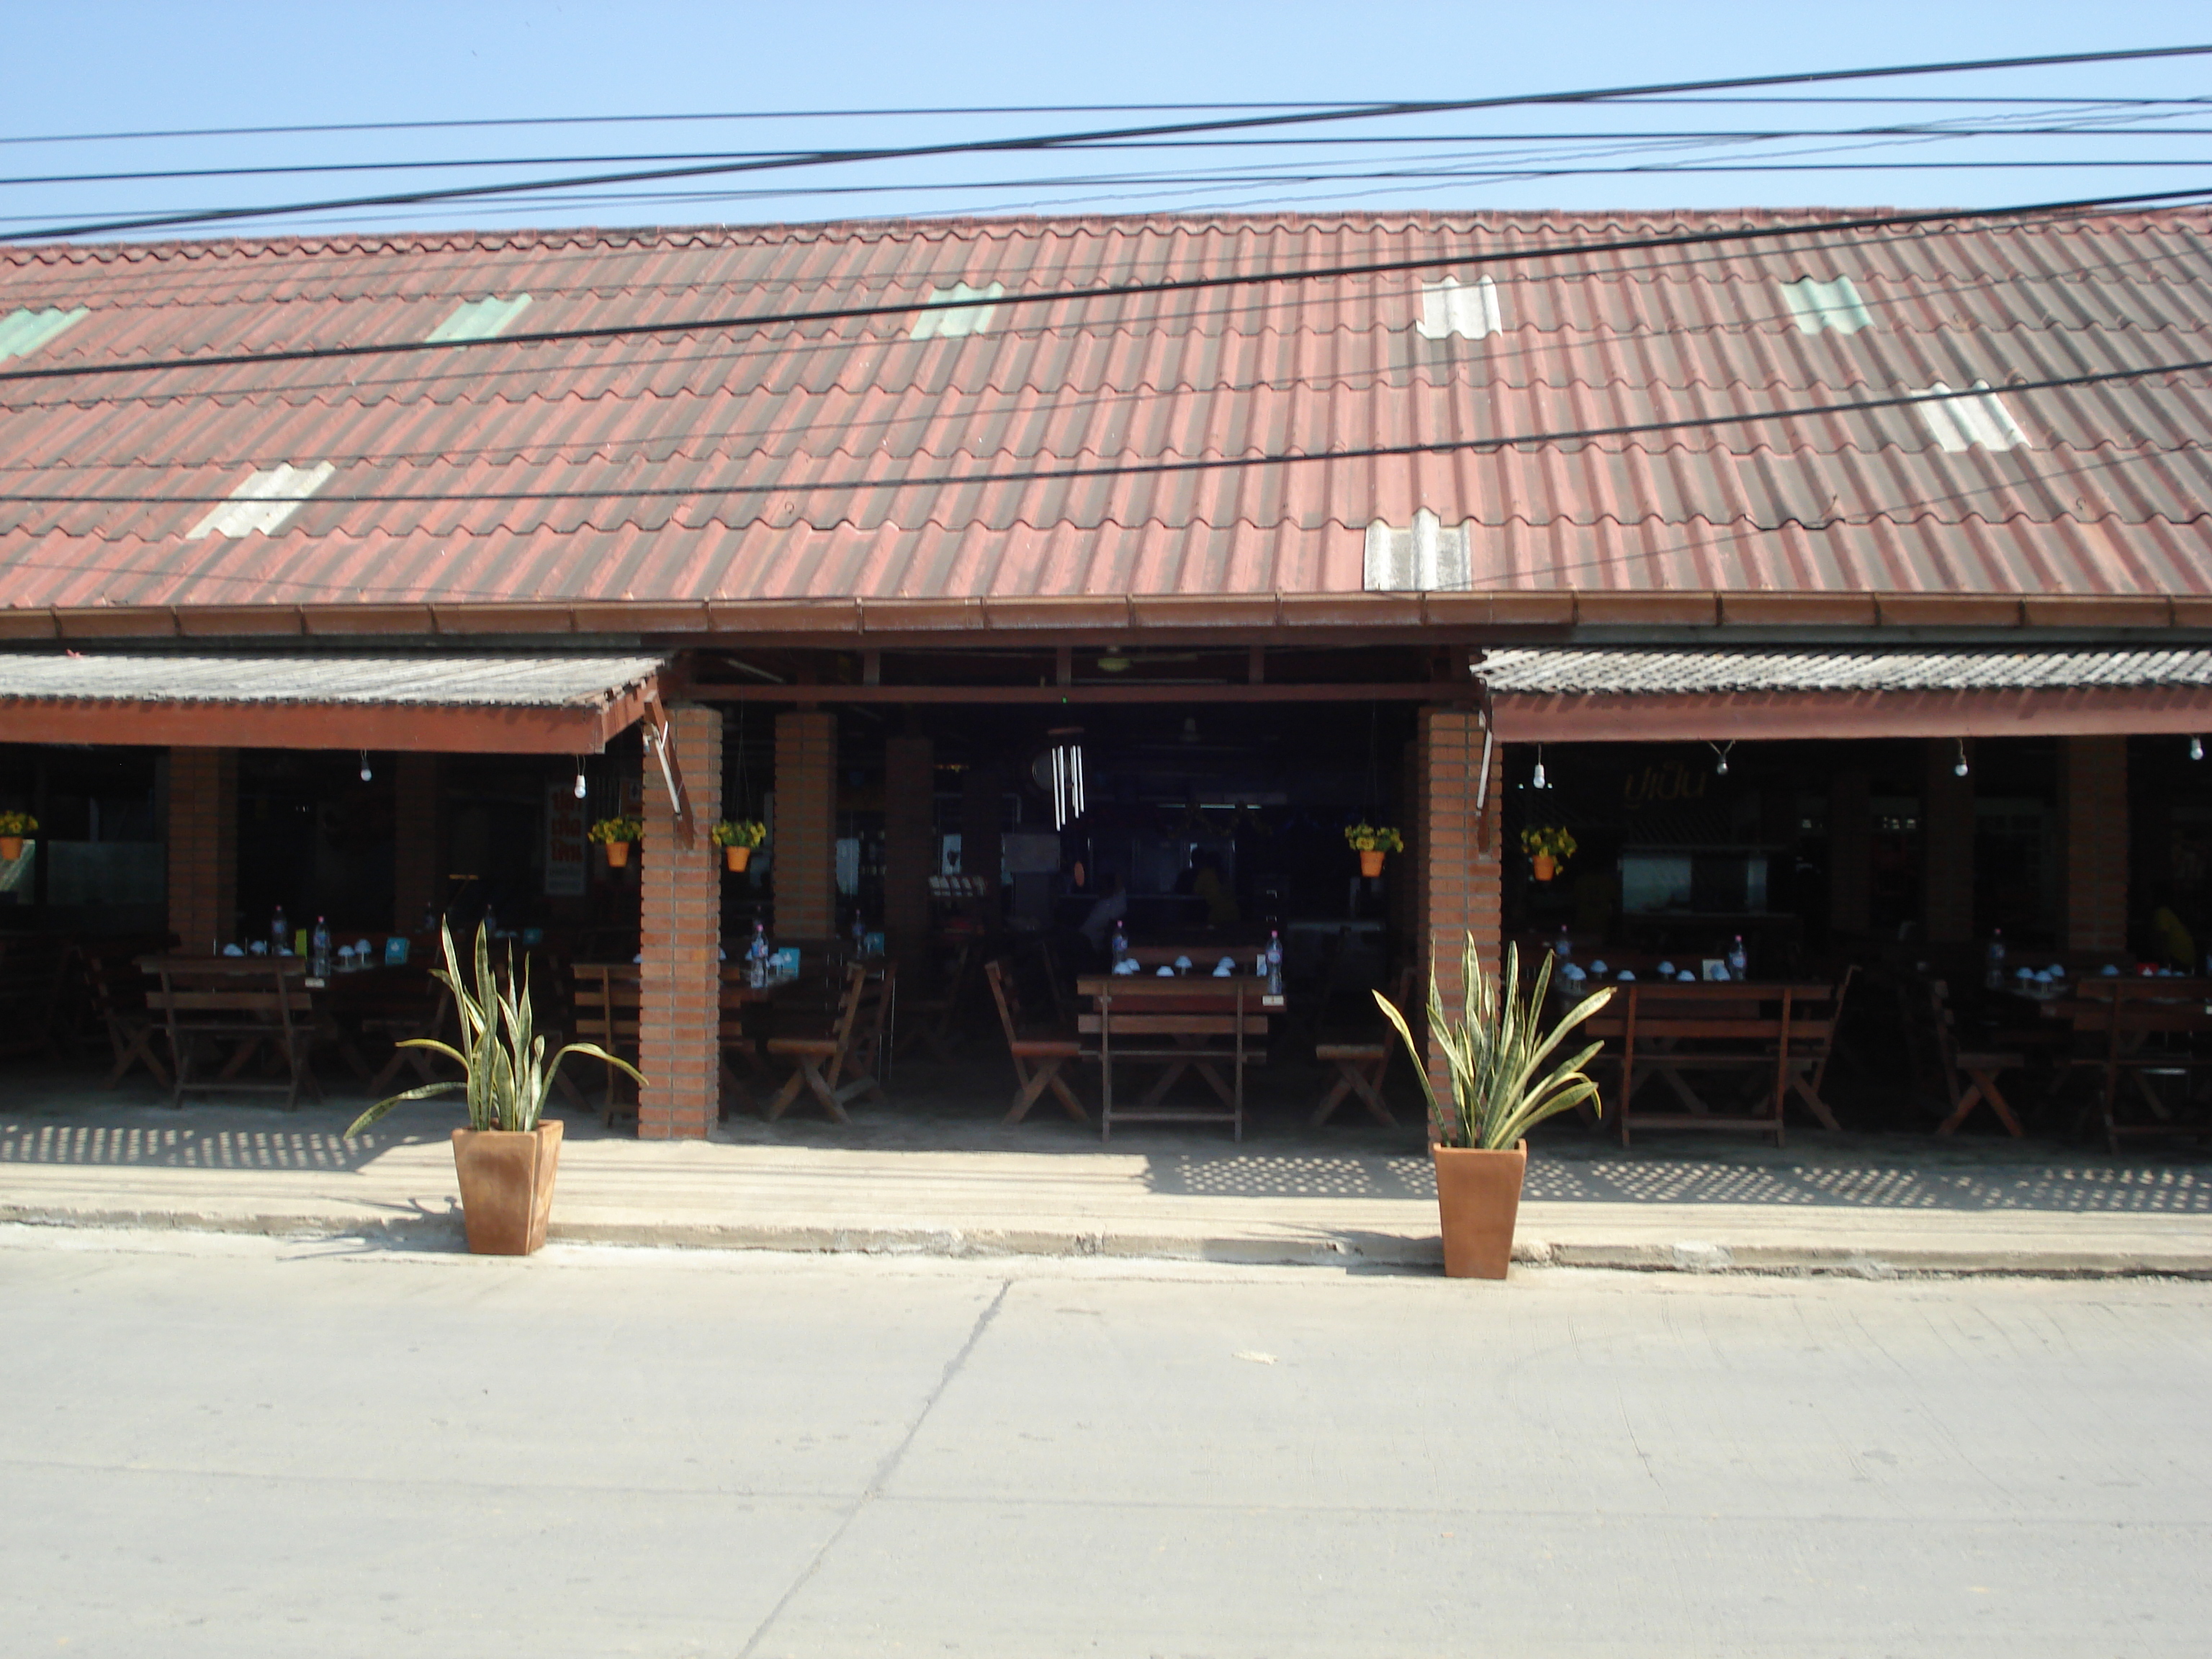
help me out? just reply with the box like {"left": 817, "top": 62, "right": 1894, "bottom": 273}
{"left": 1530, "top": 745, "right": 1547, "bottom": 791}
{"left": 1954, "top": 737, "right": 1970, "bottom": 779}
{"left": 358, "top": 750, "right": 372, "bottom": 783}
{"left": 1711, "top": 741, "right": 1733, "bottom": 777}
{"left": 2193, "top": 737, "right": 2205, "bottom": 763}
{"left": 573, "top": 759, "right": 588, "bottom": 800}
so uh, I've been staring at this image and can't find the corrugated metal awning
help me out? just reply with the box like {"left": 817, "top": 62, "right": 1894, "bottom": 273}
{"left": 0, "top": 652, "right": 663, "bottom": 752}
{"left": 1485, "top": 649, "right": 2212, "bottom": 742}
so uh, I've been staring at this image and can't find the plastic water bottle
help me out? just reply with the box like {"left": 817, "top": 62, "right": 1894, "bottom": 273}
{"left": 1984, "top": 927, "right": 2007, "bottom": 991}
{"left": 1111, "top": 922, "right": 1128, "bottom": 967}
{"left": 851, "top": 910, "right": 867, "bottom": 958}
{"left": 1728, "top": 935, "right": 1749, "bottom": 980}
{"left": 1555, "top": 925, "right": 1572, "bottom": 962}
{"left": 747, "top": 921, "right": 770, "bottom": 989}
{"left": 310, "top": 917, "right": 331, "bottom": 978}
{"left": 1266, "top": 930, "right": 1283, "bottom": 996}
{"left": 270, "top": 904, "right": 289, "bottom": 956}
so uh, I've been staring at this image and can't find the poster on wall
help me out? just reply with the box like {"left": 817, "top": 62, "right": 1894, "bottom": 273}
{"left": 545, "top": 780, "right": 587, "bottom": 896}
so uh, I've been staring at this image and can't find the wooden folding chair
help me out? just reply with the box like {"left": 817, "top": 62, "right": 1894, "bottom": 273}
{"left": 986, "top": 957, "right": 1088, "bottom": 1125}
{"left": 82, "top": 949, "right": 169, "bottom": 1089}
{"left": 765, "top": 962, "right": 890, "bottom": 1123}
{"left": 1925, "top": 979, "right": 2026, "bottom": 1137}
{"left": 568, "top": 964, "right": 642, "bottom": 1126}
{"left": 1312, "top": 966, "right": 1415, "bottom": 1128}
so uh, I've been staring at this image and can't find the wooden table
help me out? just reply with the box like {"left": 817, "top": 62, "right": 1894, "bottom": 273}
{"left": 1076, "top": 973, "right": 1282, "bottom": 1142}
{"left": 2035, "top": 979, "right": 2212, "bottom": 1150}
{"left": 1577, "top": 979, "right": 1841, "bottom": 1147}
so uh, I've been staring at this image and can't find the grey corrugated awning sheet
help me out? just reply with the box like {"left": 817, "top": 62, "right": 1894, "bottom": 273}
{"left": 1483, "top": 648, "right": 2212, "bottom": 697}
{"left": 0, "top": 652, "right": 665, "bottom": 708}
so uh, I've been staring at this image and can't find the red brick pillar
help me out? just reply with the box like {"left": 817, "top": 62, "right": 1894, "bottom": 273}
{"left": 2062, "top": 735, "right": 2128, "bottom": 954}
{"left": 1419, "top": 709, "right": 1502, "bottom": 1114}
{"left": 167, "top": 747, "right": 236, "bottom": 952}
{"left": 1923, "top": 739, "right": 1975, "bottom": 945}
{"left": 392, "top": 753, "right": 440, "bottom": 932}
{"left": 1828, "top": 768, "right": 1871, "bottom": 938}
{"left": 638, "top": 706, "right": 724, "bottom": 1141}
{"left": 884, "top": 735, "right": 934, "bottom": 969}
{"left": 773, "top": 711, "right": 836, "bottom": 940}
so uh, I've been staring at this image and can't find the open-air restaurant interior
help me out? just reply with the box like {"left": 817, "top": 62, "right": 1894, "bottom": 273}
{"left": 7, "top": 647, "right": 2212, "bottom": 1164}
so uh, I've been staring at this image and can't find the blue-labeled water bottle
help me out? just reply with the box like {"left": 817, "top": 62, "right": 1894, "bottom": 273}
{"left": 1266, "top": 929, "right": 1283, "bottom": 996}
{"left": 747, "top": 920, "right": 770, "bottom": 988}
{"left": 310, "top": 916, "right": 331, "bottom": 978}
{"left": 1111, "top": 922, "right": 1129, "bottom": 968}
{"left": 270, "top": 904, "right": 289, "bottom": 956}
{"left": 1727, "top": 934, "right": 1749, "bottom": 980}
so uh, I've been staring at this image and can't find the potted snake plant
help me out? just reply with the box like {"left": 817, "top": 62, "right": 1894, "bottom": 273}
{"left": 1375, "top": 935, "right": 1613, "bottom": 1279}
{"left": 345, "top": 921, "right": 644, "bottom": 1255}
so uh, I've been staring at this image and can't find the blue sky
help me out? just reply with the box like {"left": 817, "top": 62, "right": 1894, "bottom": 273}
{"left": 2, "top": 1, "right": 2209, "bottom": 238}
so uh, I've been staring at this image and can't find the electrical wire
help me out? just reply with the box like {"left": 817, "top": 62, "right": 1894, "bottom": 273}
{"left": 5, "top": 184, "right": 2209, "bottom": 389}
{"left": 7, "top": 42, "right": 2209, "bottom": 241}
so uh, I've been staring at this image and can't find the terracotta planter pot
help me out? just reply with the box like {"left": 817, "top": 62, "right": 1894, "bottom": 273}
{"left": 602, "top": 840, "right": 631, "bottom": 868}
{"left": 1532, "top": 853, "right": 1556, "bottom": 882}
{"left": 0, "top": 836, "right": 20, "bottom": 863}
{"left": 451, "top": 1120, "right": 563, "bottom": 1256}
{"left": 1359, "top": 849, "right": 1386, "bottom": 878}
{"left": 724, "top": 845, "right": 752, "bottom": 872}
{"left": 1431, "top": 1138, "right": 1527, "bottom": 1280}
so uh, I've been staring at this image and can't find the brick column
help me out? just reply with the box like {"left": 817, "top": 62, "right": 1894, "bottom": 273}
{"left": 392, "top": 753, "right": 440, "bottom": 932}
{"left": 166, "top": 747, "right": 236, "bottom": 951}
{"left": 638, "top": 706, "right": 724, "bottom": 1141}
{"left": 1828, "top": 768, "right": 1871, "bottom": 937}
{"left": 1419, "top": 709, "right": 1503, "bottom": 1115}
{"left": 772, "top": 710, "right": 836, "bottom": 940}
{"left": 2062, "top": 735, "right": 2128, "bottom": 954}
{"left": 884, "top": 735, "right": 934, "bottom": 969}
{"left": 1923, "top": 739, "right": 1975, "bottom": 945}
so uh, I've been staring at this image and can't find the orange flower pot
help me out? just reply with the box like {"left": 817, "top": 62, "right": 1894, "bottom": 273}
{"left": 1359, "top": 850, "right": 1386, "bottom": 878}
{"left": 0, "top": 836, "right": 21, "bottom": 863}
{"left": 1532, "top": 853, "right": 1556, "bottom": 882}
{"left": 603, "top": 841, "right": 631, "bottom": 868}
{"left": 1432, "top": 1139, "right": 1527, "bottom": 1280}
{"left": 724, "top": 845, "right": 752, "bottom": 872}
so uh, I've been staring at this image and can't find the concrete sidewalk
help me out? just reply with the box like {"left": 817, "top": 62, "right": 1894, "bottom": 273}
{"left": 6, "top": 1091, "right": 2212, "bottom": 1275}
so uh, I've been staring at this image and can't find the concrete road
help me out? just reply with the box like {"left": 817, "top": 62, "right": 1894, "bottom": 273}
{"left": 3, "top": 1228, "right": 2209, "bottom": 1658}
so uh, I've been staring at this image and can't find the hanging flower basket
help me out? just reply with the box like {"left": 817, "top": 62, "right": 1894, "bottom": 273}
{"left": 710, "top": 819, "right": 766, "bottom": 873}
{"left": 0, "top": 809, "right": 34, "bottom": 863}
{"left": 1345, "top": 822, "right": 1403, "bottom": 878}
{"left": 588, "top": 815, "right": 643, "bottom": 868}
{"left": 1520, "top": 825, "right": 1576, "bottom": 881}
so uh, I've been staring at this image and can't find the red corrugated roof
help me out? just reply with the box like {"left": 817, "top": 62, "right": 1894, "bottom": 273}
{"left": 1, "top": 208, "right": 2208, "bottom": 621}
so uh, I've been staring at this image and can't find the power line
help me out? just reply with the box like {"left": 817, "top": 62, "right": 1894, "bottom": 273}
{"left": 10, "top": 123, "right": 2212, "bottom": 191}
{"left": 2, "top": 357, "right": 2206, "bottom": 515}
{"left": 5, "top": 186, "right": 2208, "bottom": 388}
{"left": 9, "top": 42, "right": 2210, "bottom": 242}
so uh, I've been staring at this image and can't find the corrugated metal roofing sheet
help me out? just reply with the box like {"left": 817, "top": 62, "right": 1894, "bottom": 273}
{"left": 1483, "top": 646, "right": 2212, "bottom": 694}
{"left": 0, "top": 650, "right": 663, "bottom": 706}
{"left": 1, "top": 209, "right": 2208, "bottom": 616}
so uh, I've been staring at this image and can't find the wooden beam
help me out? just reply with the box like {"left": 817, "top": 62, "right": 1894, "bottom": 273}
{"left": 0, "top": 688, "right": 650, "bottom": 754}
{"left": 1492, "top": 685, "right": 2212, "bottom": 742}
{"left": 685, "top": 681, "right": 1457, "bottom": 705}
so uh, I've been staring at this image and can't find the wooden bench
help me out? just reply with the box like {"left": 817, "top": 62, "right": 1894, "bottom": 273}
{"left": 1581, "top": 979, "right": 1840, "bottom": 1147}
{"left": 2060, "top": 979, "right": 2212, "bottom": 1152}
{"left": 1078, "top": 976, "right": 1272, "bottom": 1143}
{"left": 986, "top": 956, "right": 1089, "bottom": 1125}
{"left": 144, "top": 956, "right": 320, "bottom": 1110}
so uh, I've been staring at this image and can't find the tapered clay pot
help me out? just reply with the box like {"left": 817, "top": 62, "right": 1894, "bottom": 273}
{"left": 451, "top": 1120, "right": 563, "bottom": 1256}
{"left": 1359, "top": 849, "right": 1386, "bottom": 878}
{"left": 603, "top": 841, "right": 631, "bottom": 868}
{"left": 0, "top": 836, "right": 21, "bottom": 862}
{"left": 1432, "top": 1138, "right": 1527, "bottom": 1280}
{"left": 1532, "top": 853, "right": 1556, "bottom": 883}
{"left": 724, "top": 845, "right": 752, "bottom": 872}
